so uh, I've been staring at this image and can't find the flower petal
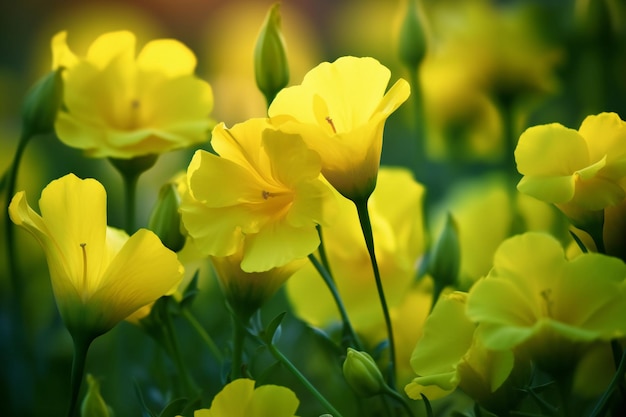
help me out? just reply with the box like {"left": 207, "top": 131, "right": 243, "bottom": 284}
{"left": 247, "top": 384, "right": 299, "bottom": 417}
{"left": 91, "top": 229, "right": 183, "bottom": 329}
{"left": 86, "top": 31, "right": 136, "bottom": 70}
{"left": 209, "top": 379, "right": 254, "bottom": 417}
{"left": 137, "top": 39, "right": 197, "bottom": 76}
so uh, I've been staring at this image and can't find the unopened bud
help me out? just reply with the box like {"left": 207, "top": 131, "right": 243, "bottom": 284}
{"left": 397, "top": 0, "right": 428, "bottom": 71}
{"left": 429, "top": 213, "right": 460, "bottom": 293}
{"left": 149, "top": 182, "right": 186, "bottom": 252}
{"left": 342, "top": 348, "right": 386, "bottom": 397}
{"left": 21, "top": 68, "right": 63, "bottom": 138}
{"left": 254, "top": 2, "right": 290, "bottom": 107}
{"left": 81, "top": 374, "right": 114, "bottom": 417}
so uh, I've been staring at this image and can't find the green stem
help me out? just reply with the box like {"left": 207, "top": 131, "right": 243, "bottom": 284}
{"left": 383, "top": 386, "right": 416, "bottom": 417}
{"left": 420, "top": 393, "right": 433, "bottom": 417}
{"left": 4, "top": 132, "right": 31, "bottom": 309}
{"left": 266, "top": 342, "right": 345, "bottom": 417}
{"left": 66, "top": 335, "right": 94, "bottom": 417}
{"left": 162, "top": 308, "right": 197, "bottom": 397}
{"left": 122, "top": 174, "right": 138, "bottom": 235}
{"left": 354, "top": 199, "right": 397, "bottom": 389}
{"left": 589, "top": 343, "right": 626, "bottom": 417}
{"left": 231, "top": 314, "right": 247, "bottom": 379}
{"left": 316, "top": 225, "right": 333, "bottom": 277}
{"left": 109, "top": 154, "right": 158, "bottom": 234}
{"left": 308, "top": 254, "right": 362, "bottom": 350}
{"left": 182, "top": 309, "right": 224, "bottom": 363}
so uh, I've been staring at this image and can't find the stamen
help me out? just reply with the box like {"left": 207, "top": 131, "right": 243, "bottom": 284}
{"left": 262, "top": 190, "right": 271, "bottom": 200}
{"left": 80, "top": 243, "right": 88, "bottom": 293}
{"left": 540, "top": 289, "right": 553, "bottom": 317}
{"left": 131, "top": 99, "right": 140, "bottom": 109}
{"left": 325, "top": 116, "right": 336, "bottom": 134}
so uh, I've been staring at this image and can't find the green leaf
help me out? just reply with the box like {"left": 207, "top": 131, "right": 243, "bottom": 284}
{"left": 180, "top": 272, "right": 200, "bottom": 310}
{"left": 157, "top": 397, "right": 188, "bottom": 417}
{"left": 133, "top": 382, "right": 157, "bottom": 417}
{"left": 261, "top": 311, "right": 286, "bottom": 345}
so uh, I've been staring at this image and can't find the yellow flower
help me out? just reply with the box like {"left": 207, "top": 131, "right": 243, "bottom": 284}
{"left": 405, "top": 292, "right": 514, "bottom": 402}
{"left": 52, "top": 31, "right": 214, "bottom": 159}
{"left": 211, "top": 248, "right": 304, "bottom": 320}
{"left": 516, "top": 113, "right": 626, "bottom": 216}
{"left": 180, "top": 118, "right": 336, "bottom": 272}
{"left": 193, "top": 378, "right": 299, "bottom": 417}
{"left": 8, "top": 174, "right": 184, "bottom": 338}
{"left": 269, "top": 56, "right": 410, "bottom": 201}
{"left": 467, "top": 232, "right": 626, "bottom": 372}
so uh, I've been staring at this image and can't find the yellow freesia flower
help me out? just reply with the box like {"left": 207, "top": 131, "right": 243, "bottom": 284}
{"left": 180, "top": 118, "right": 336, "bottom": 272}
{"left": 516, "top": 113, "right": 626, "bottom": 217}
{"left": 52, "top": 30, "right": 214, "bottom": 159}
{"left": 269, "top": 56, "right": 410, "bottom": 201}
{"left": 193, "top": 378, "right": 299, "bottom": 417}
{"left": 405, "top": 292, "right": 514, "bottom": 403}
{"left": 8, "top": 174, "right": 184, "bottom": 338}
{"left": 467, "top": 232, "right": 626, "bottom": 373}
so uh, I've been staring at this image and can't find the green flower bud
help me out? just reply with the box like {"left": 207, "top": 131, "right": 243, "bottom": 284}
{"left": 428, "top": 213, "right": 460, "bottom": 294}
{"left": 342, "top": 348, "right": 386, "bottom": 397}
{"left": 81, "top": 374, "right": 113, "bottom": 417}
{"left": 397, "top": 0, "right": 428, "bottom": 71}
{"left": 21, "top": 68, "right": 64, "bottom": 138}
{"left": 149, "top": 182, "right": 186, "bottom": 252}
{"left": 254, "top": 2, "right": 289, "bottom": 107}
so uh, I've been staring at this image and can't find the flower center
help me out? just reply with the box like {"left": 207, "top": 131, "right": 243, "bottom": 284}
{"left": 325, "top": 116, "right": 337, "bottom": 134}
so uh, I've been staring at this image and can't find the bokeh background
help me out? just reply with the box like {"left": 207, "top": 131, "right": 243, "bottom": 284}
{"left": 1, "top": 0, "right": 625, "bottom": 415}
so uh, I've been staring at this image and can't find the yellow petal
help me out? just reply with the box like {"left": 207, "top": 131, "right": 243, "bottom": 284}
{"left": 247, "top": 384, "right": 299, "bottom": 417}
{"left": 51, "top": 31, "right": 78, "bottom": 70}
{"left": 208, "top": 379, "right": 254, "bottom": 417}
{"left": 86, "top": 31, "right": 136, "bottom": 70}
{"left": 579, "top": 112, "right": 626, "bottom": 177}
{"left": 515, "top": 123, "right": 590, "bottom": 177}
{"left": 374, "top": 78, "right": 411, "bottom": 118}
{"left": 137, "top": 39, "right": 197, "bottom": 77}
{"left": 91, "top": 229, "right": 183, "bottom": 329}
{"left": 241, "top": 219, "right": 319, "bottom": 272}
{"left": 37, "top": 174, "right": 108, "bottom": 295}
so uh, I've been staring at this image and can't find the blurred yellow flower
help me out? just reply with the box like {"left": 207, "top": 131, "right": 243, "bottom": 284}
{"left": 180, "top": 118, "right": 336, "bottom": 272}
{"left": 405, "top": 292, "right": 514, "bottom": 402}
{"left": 269, "top": 56, "right": 410, "bottom": 201}
{"left": 516, "top": 113, "right": 626, "bottom": 217}
{"left": 467, "top": 232, "right": 626, "bottom": 372}
{"left": 52, "top": 30, "right": 214, "bottom": 159}
{"left": 286, "top": 167, "right": 425, "bottom": 329}
{"left": 8, "top": 174, "right": 184, "bottom": 338}
{"left": 193, "top": 378, "right": 299, "bottom": 417}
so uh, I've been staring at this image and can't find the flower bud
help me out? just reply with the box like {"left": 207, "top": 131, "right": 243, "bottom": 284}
{"left": 428, "top": 213, "right": 460, "bottom": 295}
{"left": 254, "top": 2, "right": 289, "bottom": 106}
{"left": 21, "top": 68, "right": 63, "bottom": 138}
{"left": 397, "top": 0, "right": 428, "bottom": 71}
{"left": 149, "top": 182, "right": 186, "bottom": 252}
{"left": 342, "top": 348, "right": 386, "bottom": 397}
{"left": 81, "top": 374, "right": 113, "bottom": 417}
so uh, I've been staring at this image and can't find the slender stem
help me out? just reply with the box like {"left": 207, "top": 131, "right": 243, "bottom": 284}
{"left": 589, "top": 344, "right": 626, "bottom": 417}
{"left": 383, "top": 386, "right": 416, "bottom": 417}
{"left": 420, "top": 393, "right": 433, "bottom": 417}
{"left": 182, "top": 309, "right": 224, "bottom": 363}
{"left": 231, "top": 314, "right": 247, "bottom": 379}
{"left": 162, "top": 308, "right": 197, "bottom": 397}
{"left": 4, "top": 132, "right": 31, "bottom": 308}
{"left": 308, "top": 254, "right": 362, "bottom": 350}
{"left": 67, "top": 335, "right": 94, "bottom": 417}
{"left": 315, "top": 225, "right": 333, "bottom": 277}
{"left": 122, "top": 173, "right": 139, "bottom": 235}
{"left": 354, "top": 199, "right": 397, "bottom": 389}
{"left": 266, "top": 342, "right": 345, "bottom": 417}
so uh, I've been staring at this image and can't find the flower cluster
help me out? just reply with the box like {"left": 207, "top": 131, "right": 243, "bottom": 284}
{"left": 4, "top": 2, "right": 626, "bottom": 417}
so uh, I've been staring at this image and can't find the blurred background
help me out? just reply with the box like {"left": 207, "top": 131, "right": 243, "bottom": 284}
{"left": 1, "top": 0, "right": 625, "bottom": 415}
